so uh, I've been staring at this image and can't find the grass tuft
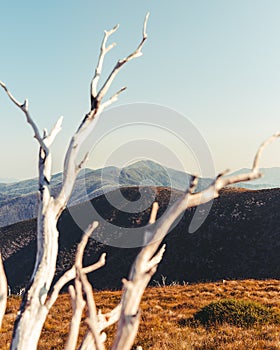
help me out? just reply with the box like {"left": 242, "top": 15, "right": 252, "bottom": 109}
{"left": 194, "top": 298, "right": 280, "bottom": 328}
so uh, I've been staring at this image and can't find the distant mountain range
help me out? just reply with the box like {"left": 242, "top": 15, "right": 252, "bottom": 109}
{"left": 0, "top": 161, "right": 211, "bottom": 228}
{"left": 228, "top": 167, "right": 280, "bottom": 190}
{"left": 0, "top": 161, "right": 279, "bottom": 227}
{"left": 0, "top": 177, "right": 18, "bottom": 184}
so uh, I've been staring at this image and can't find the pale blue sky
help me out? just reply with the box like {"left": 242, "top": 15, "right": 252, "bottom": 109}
{"left": 1, "top": 1, "right": 280, "bottom": 180}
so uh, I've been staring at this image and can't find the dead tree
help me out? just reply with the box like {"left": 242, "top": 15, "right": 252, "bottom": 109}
{"left": 0, "top": 12, "right": 279, "bottom": 350}
{"left": 0, "top": 13, "right": 149, "bottom": 350}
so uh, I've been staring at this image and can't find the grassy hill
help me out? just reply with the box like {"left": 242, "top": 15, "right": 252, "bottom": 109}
{"left": 1, "top": 186, "right": 280, "bottom": 293}
{"left": 1, "top": 280, "right": 280, "bottom": 349}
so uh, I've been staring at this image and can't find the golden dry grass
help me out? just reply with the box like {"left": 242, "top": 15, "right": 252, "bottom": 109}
{"left": 1, "top": 279, "right": 280, "bottom": 349}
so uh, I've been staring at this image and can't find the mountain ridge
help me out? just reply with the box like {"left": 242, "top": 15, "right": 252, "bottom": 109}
{"left": 0, "top": 161, "right": 279, "bottom": 228}
{"left": 0, "top": 161, "right": 208, "bottom": 227}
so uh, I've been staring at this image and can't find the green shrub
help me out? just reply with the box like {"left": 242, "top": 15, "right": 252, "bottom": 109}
{"left": 194, "top": 299, "right": 280, "bottom": 328}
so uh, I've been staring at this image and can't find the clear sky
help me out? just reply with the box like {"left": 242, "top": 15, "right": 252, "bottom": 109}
{"left": 1, "top": 1, "right": 280, "bottom": 180}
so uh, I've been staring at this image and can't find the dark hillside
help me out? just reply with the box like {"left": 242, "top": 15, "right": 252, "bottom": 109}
{"left": 1, "top": 187, "right": 280, "bottom": 293}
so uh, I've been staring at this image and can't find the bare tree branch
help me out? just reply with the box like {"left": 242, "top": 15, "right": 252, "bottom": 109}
{"left": 79, "top": 302, "right": 122, "bottom": 350}
{"left": 44, "top": 116, "right": 64, "bottom": 147}
{"left": 68, "top": 219, "right": 123, "bottom": 350}
{"left": 65, "top": 281, "right": 86, "bottom": 350}
{"left": 65, "top": 222, "right": 106, "bottom": 350}
{"left": 101, "top": 86, "right": 127, "bottom": 110}
{"left": 97, "top": 303, "right": 122, "bottom": 331}
{"left": 148, "top": 202, "right": 159, "bottom": 224}
{"left": 79, "top": 333, "right": 94, "bottom": 350}
{"left": 46, "top": 252, "right": 106, "bottom": 311}
{"left": 145, "top": 244, "right": 166, "bottom": 273}
{"left": 252, "top": 132, "right": 280, "bottom": 170}
{"left": 91, "top": 24, "right": 119, "bottom": 102}
{"left": 0, "top": 81, "right": 63, "bottom": 192}
{"left": 80, "top": 272, "right": 105, "bottom": 350}
{"left": 96, "top": 13, "right": 149, "bottom": 104}
{"left": 0, "top": 81, "right": 48, "bottom": 153}
{"left": 55, "top": 14, "right": 149, "bottom": 216}
{"left": 76, "top": 223, "right": 105, "bottom": 350}
{"left": 112, "top": 131, "right": 280, "bottom": 350}
{"left": 76, "top": 222, "right": 100, "bottom": 269}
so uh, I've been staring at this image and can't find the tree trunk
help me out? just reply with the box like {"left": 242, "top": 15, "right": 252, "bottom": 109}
{"left": 11, "top": 210, "right": 58, "bottom": 350}
{"left": 0, "top": 253, "right": 7, "bottom": 329}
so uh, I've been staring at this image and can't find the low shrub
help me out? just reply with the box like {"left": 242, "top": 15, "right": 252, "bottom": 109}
{"left": 194, "top": 299, "right": 280, "bottom": 328}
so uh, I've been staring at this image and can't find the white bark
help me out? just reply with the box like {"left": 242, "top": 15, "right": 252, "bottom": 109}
{"left": 68, "top": 222, "right": 105, "bottom": 350}
{"left": 65, "top": 222, "right": 101, "bottom": 350}
{"left": 111, "top": 133, "right": 280, "bottom": 350}
{"left": 0, "top": 253, "right": 7, "bottom": 329}
{"left": 65, "top": 282, "right": 86, "bottom": 350}
{"left": 11, "top": 209, "right": 58, "bottom": 349}
{"left": 0, "top": 13, "right": 149, "bottom": 350}
{"left": 46, "top": 252, "right": 106, "bottom": 311}
{"left": 67, "top": 223, "right": 121, "bottom": 350}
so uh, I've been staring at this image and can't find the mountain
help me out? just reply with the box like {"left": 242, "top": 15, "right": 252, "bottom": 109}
{"left": 0, "top": 161, "right": 211, "bottom": 228}
{"left": 1, "top": 186, "right": 280, "bottom": 293}
{"left": 1, "top": 162, "right": 279, "bottom": 228}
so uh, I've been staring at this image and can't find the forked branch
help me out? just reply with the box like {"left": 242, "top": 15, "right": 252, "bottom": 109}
{"left": 0, "top": 81, "right": 63, "bottom": 154}
{"left": 66, "top": 222, "right": 123, "bottom": 350}
{"left": 65, "top": 280, "right": 85, "bottom": 350}
{"left": 46, "top": 252, "right": 106, "bottom": 311}
{"left": 55, "top": 13, "right": 149, "bottom": 213}
{"left": 91, "top": 24, "right": 119, "bottom": 102}
{"left": 96, "top": 12, "right": 150, "bottom": 104}
{"left": 65, "top": 222, "right": 105, "bottom": 350}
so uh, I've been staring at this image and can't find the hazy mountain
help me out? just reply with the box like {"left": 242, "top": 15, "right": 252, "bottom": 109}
{"left": 228, "top": 167, "right": 280, "bottom": 189}
{"left": 1, "top": 186, "right": 280, "bottom": 293}
{"left": 0, "top": 161, "right": 211, "bottom": 228}
{"left": 0, "top": 177, "right": 18, "bottom": 184}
